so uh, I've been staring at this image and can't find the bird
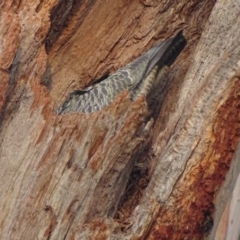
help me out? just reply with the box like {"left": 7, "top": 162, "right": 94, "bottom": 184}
{"left": 57, "top": 31, "right": 187, "bottom": 114}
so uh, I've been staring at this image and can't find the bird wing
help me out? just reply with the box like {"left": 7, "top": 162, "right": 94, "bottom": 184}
{"left": 57, "top": 31, "right": 186, "bottom": 114}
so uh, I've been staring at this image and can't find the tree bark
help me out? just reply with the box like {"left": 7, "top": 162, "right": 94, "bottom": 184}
{"left": 0, "top": 0, "right": 239, "bottom": 239}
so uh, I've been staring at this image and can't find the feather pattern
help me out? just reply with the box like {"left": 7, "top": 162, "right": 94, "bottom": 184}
{"left": 57, "top": 31, "right": 186, "bottom": 114}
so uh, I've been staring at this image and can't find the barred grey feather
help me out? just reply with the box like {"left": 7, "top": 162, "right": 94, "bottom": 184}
{"left": 57, "top": 31, "right": 186, "bottom": 114}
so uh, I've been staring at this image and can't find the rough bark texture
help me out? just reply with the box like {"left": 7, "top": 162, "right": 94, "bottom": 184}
{"left": 0, "top": 0, "right": 239, "bottom": 239}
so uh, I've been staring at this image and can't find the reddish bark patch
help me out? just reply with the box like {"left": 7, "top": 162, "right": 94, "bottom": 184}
{"left": 152, "top": 225, "right": 173, "bottom": 240}
{"left": 43, "top": 205, "right": 57, "bottom": 239}
{"left": 88, "top": 133, "right": 107, "bottom": 162}
{"left": 90, "top": 219, "right": 109, "bottom": 240}
{"left": 148, "top": 79, "right": 240, "bottom": 239}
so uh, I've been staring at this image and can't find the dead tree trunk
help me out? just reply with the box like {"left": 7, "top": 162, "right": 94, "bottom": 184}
{"left": 0, "top": 0, "right": 239, "bottom": 239}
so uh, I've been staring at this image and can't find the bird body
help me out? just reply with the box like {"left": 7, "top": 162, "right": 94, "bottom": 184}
{"left": 57, "top": 31, "right": 186, "bottom": 114}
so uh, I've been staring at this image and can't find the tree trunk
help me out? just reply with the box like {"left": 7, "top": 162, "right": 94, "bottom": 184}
{"left": 0, "top": 0, "right": 239, "bottom": 239}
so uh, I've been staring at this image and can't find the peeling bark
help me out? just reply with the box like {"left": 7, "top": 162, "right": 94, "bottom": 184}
{"left": 0, "top": 0, "right": 239, "bottom": 240}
